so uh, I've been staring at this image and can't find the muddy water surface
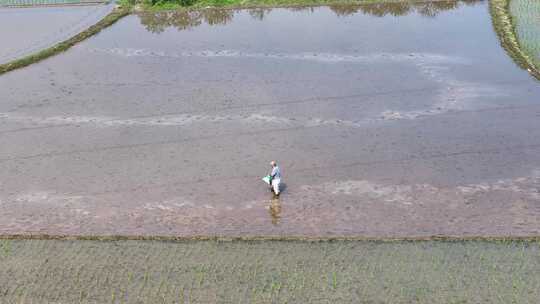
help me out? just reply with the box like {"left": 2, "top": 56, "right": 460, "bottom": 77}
{"left": 1, "top": 1, "right": 540, "bottom": 237}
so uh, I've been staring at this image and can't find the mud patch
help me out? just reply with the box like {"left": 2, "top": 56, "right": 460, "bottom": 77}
{"left": 1, "top": 170, "right": 540, "bottom": 236}
{"left": 89, "top": 48, "right": 467, "bottom": 65}
{"left": 307, "top": 173, "right": 540, "bottom": 206}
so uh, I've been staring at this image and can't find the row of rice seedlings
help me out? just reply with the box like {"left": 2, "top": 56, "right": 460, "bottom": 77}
{"left": 509, "top": 0, "right": 540, "bottom": 68}
{"left": 489, "top": 0, "right": 540, "bottom": 80}
{"left": 1, "top": 240, "right": 540, "bottom": 303}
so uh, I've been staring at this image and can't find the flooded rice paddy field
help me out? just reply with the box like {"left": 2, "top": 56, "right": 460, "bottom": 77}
{"left": 1, "top": 0, "right": 540, "bottom": 237}
{"left": 0, "top": 3, "right": 114, "bottom": 64}
{"left": 1, "top": 239, "right": 539, "bottom": 303}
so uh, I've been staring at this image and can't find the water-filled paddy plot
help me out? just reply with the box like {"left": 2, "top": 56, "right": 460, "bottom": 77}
{"left": 1, "top": 0, "right": 540, "bottom": 237}
{"left": 0, "top": 3, "right": 114, "bottom": 64}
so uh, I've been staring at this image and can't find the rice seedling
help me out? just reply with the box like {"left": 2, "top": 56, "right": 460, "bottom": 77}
{"left": 490, "top": 0, "right": 540, "bottom": 80}
{"left": 1, "top": 239, "right": 539, "bottom": 302}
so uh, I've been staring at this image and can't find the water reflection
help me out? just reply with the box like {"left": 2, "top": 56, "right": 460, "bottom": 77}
{"left": 247, "top": 7, "right": 272, "bottom": 20}
{"left": 138, "top": 0, "right": 483, "bottom": 33}
{"left": 138, "top": 9, "right": 234, "bottom": 33}
{"left": 268, "top": 197, "right": 281, "bottom": 225}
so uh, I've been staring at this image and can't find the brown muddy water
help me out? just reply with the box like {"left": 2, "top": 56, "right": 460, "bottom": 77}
{"left": 1, "top": 0, "right": 540, "bottom": 237}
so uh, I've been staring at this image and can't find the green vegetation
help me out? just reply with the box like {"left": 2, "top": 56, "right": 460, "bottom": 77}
{"left": 490, "top": 0, "right": 540, "bottom": 80}
{"left": 0, "top": 7, "right": 129, "bottom": 76}
{"left": 1, "top": 239, "right": 539, "bottom": 303}
{"left": 509, "top": 0, "right": 540, "bottom": 70}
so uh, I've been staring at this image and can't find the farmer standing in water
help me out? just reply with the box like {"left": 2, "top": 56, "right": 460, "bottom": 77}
{"left": 269, "top": 161, "right": 282, "bottom": 196}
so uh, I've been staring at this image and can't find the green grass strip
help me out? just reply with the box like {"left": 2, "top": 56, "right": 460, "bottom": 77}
{"left": 490, "top": 0, "right": 540, "bottom": 81}
{"left": 1, "top": 234, "right": 540, "bottom": 242}
{"left": 0, "top": 7, "right": 129, "bottom": 76}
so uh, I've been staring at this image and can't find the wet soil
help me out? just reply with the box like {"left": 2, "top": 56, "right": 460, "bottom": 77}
{"left": 0, "top": 1, "right": 539, "bottom": 237}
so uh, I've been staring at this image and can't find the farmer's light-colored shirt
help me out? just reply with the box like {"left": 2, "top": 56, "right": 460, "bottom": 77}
{"left": 271, "top": 166, "right": 281, "bottom": 179}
